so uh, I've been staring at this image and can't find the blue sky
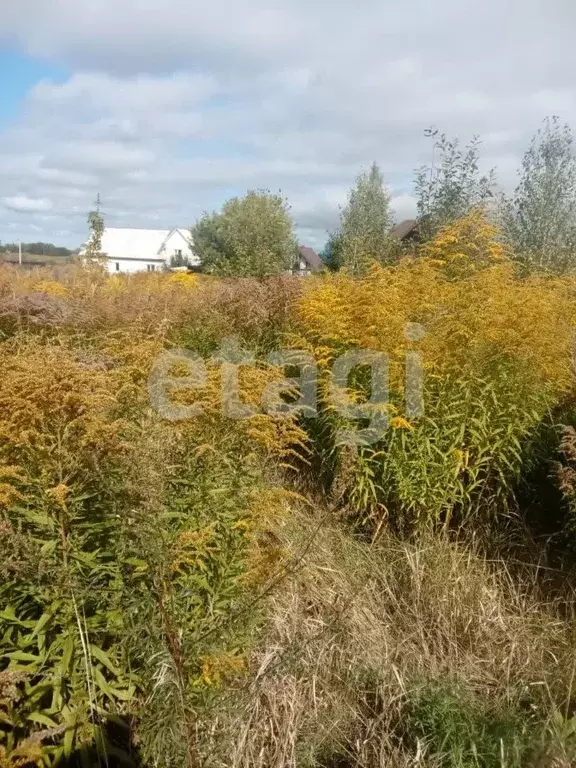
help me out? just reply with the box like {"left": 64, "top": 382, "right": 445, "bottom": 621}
{"left": 0, "top": 0, "right": 575, "bottom": 248}
{"left": 0, "top": 51, "right": 67, "bottom": 127}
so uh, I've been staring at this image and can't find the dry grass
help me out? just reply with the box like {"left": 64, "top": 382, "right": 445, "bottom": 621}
{"left": 0, "top": 265, "right": 302, "bottom": 355}
{"left": 201, "top": 508, "right": 576, "bottom": 767}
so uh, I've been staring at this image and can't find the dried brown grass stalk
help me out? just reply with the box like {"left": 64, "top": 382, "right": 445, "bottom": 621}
{"left": 201, "top": 508, "right": 576, "bottom": 767}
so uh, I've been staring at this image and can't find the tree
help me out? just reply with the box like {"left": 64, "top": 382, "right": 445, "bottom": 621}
{"left": 0, "top": 242, "right": 73, "bottom": 257}
{"left": 85, "top": 195, "right": 106, "bottom": 263}
{"left": 415, "top": 130, "right": 495, "bottom": 238}
{"left": 320, "top": 237, "right": 342, "bottom": 272}
{"left": 169, "top": 251, "right": 190, "bottom": 268}
{"left": 328, "top": 162, "right": 395, "bottom": 275}
{"left": 192, "top": 190, "right": 298, "bottom": 277}
{"left": 500, "top": 117, "right": 576, "bottom": 274}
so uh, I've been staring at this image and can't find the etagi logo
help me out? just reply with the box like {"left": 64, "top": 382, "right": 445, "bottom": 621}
{"left": 148, "top": 323, "right": 425, "bottom": 447}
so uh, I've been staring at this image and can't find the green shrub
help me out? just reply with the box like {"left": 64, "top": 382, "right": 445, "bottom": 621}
{"left": 407, "top": 681, "right": 533, "bottom": 767}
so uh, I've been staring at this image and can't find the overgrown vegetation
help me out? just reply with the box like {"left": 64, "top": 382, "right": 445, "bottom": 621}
{"left": 3, "top": 116, "right": 576, "bottom": 767}
{"left": 500, "top": 116, "right": 576, "bottom": 274}
{"left": 415, "top": 130, "right": 495, "bottom": 239}
{"left": 84, "top": 199, "right": 106, "bottom": 264}
{"left": 0, "top": 267, "right": 304, "bottom": 766}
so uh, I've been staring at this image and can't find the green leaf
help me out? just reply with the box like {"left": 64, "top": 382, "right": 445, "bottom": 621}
{"left": 27, "top": 712, "right": 59, "bottom": 728}
{"left": 40, "top": 540, "right": 58, "bottom": 556}
{"left": 93, "top": 666, "right": 111, "bottom": 695}
{"left": 60, "top": 634, "right": 74, "bottom": 674}
{"left": 62, "top": 707, "right": 78, "bottom": 757}
{"left": 31, "top": 611, "right": 54, "bottom": 639}
{"left": 90, "top": 644, "right": 121, "bottom": 677}
{"left": 5, "top": 650, "right": 44, "bottom": 662}
{"left": 106, "top": 683, "right": 135, "bottom": 702}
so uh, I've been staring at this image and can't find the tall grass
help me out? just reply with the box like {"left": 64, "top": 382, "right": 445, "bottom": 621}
{"left": 1, "top": 237, "right": 576, "bottom": 767}
{"left": 201, "top": 508, "right": 576, "bottom": 767}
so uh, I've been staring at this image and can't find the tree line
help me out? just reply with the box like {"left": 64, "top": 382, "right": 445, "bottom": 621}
{"left": 185, "top": 115, "right": 576, "bottom": 277}
{"left": 0, "top": 241, "right": 74, "bottom": 257}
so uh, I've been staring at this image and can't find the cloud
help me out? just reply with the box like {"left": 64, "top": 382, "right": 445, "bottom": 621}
{"left": 2, "top": 195, "right": 53, "bottom": 213}
{"left": 1, "top": 0, "right": 576, "bottom": 247}
{"left": 30, "top": 72, "right": 217, "bottom": 113}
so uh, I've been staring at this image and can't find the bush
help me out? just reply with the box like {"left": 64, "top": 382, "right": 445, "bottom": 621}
{"left": 0, "top": 274, "right": 305, "bottom": 766}
{"left": 293, "top": 221, "right": 576, "bottom": 531}
{"left": 408, "top": 681, "right": 533, "bottom": 767}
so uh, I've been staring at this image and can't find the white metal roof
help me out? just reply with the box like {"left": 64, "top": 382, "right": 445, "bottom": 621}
{"left": 99, "top": 228, "right": 172, "bottom": 261}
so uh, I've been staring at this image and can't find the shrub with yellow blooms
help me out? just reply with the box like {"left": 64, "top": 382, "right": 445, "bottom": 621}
{"left": 167, "top": 270, "right": 199, "bottom": 288}
{"left": 0, "top": 266, "right": 305, "bottom": 767}
{"left": 419, "top": 206, "right": 509, "bottom": 277}
{"left": 294, "top": 223, "right": 576, "bottom": 530}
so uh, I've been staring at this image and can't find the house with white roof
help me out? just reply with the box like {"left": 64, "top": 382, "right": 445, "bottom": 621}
{"left": 87, "top": 228, "right": 198, "bottom": 274}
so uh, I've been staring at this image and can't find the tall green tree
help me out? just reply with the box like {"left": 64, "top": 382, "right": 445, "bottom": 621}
{"left": 192, "top": 190, "right": 298, "bottom": 277}
{"left": 328, "top": 162, "right": 395, "bottom": 275}
{"left": 85, "top": 194, "right": 106, "bottom": 263}
{"left": 320, "top": 237, "right": 342, "bottom": 272}
{"left": 500, "top": 117, "right": 576, "bottom": 273}
{"left": 415, "top": 131, "right": 495, "bottom": 238}
{"left": 169, "top": 250, "right": 190, "bottom": 268}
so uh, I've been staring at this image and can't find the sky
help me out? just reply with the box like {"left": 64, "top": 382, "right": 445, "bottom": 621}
{"left": 0, "top": 0, "right": 575, "bottom": 250}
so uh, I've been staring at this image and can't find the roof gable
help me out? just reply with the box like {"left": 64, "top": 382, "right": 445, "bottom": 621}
{"left": 298, "top": 246, "right": 323, "bottom": 271}
{"left": 160, "top": 228, "right": 191, "bottom": 252}
{"left": 390, "top": 219, "right": 419, "bottom": 240}
{"left": 85, "top": 227, "right": 194, "bottom": 261}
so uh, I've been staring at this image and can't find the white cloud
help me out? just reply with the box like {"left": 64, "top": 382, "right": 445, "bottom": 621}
{"left": 1, "top": 0, "right": 576, "bottom": 247}
{"left": 2, "top": 195, "right": 53, "bottom": 213}
{"left": 30, "top": 72, "right": 216, "bottom": 112}
{"left": 46, "top": 141, "right": 157, "bottom": 172}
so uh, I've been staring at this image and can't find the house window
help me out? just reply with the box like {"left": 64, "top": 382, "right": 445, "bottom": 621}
{"left": 115, "top": 262, "right": 120, "bottom": 272}
{"left": 175, "top": 249, "right": 182, "bottom": 258}
{"left": 147, "top": 264, "right": 156, "bottom": 272}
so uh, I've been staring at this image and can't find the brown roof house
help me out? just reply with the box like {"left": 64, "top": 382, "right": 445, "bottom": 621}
{"left": 389, "top": 219, "right": 421, "bottom": 243}
{"left": 292, "top": 246, "right": 324, "bottom": 275}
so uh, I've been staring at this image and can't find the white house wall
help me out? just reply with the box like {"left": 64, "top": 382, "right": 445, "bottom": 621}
{"left": 107, "top": 258, "right": 166, "bottom": 274}
{"left": 162, "top": 230, "right": 198, "bottom": 265}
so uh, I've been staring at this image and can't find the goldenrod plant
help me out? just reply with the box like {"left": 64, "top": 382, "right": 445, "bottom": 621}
{"left": 0, "top": 268, "right": 304, "bottom": 766}
{"left": 0, "top": 236, "right": 576, "bottom": 768}
{"left": 294, "top": 211, "right": 576, "bottom": 529}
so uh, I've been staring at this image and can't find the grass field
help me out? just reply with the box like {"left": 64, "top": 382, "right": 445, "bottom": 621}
{"left": 1, "top": 213, "right": 576, "bottom": 767}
